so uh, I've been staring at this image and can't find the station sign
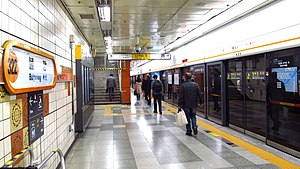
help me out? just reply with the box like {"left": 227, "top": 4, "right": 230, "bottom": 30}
{"left": 2, "top": 40, "right": 57, "bottom": 94}
{"left": 108, "top": 53, "right": 171, "bottom": 60}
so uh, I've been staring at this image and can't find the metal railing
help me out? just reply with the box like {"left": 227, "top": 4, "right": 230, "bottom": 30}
{"left": 37, "top": 148, "right": 65, "bottom": 169}
{"left": 1, "top": 147, "right": 35, "bottom": 168}
{"left": 1, "top": 147, "right": 65, "bottom": 169}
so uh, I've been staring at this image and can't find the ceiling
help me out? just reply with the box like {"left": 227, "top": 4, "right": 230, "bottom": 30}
{"left": 61, "top": 0, "right": 243, "bottom": 56}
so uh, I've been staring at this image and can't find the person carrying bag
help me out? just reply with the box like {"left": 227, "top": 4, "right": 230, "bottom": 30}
{"left": 178, "top": 72, "right": 203, "bottom": 136}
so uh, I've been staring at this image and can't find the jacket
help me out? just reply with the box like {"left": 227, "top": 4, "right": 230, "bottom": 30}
{"left": 178, "top": 80, "right": 202, "bottom": 108}
{"left": 107, "top": 76, "right": 116, "bottom": 88}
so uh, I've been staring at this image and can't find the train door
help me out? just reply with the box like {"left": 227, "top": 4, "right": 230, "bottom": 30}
{"left": 226, "top": 55, "right": 266, "bottom": 138}
{"left": 244, "top": 56, "right": 266, "bottom": 137}
{"left": 191, "top": 65, "right": 206, "bottom": 118}
{"left": 227, "top": 59, "right": 244, "bottom": 129}
{"left": 206, "top": 62, "right": 226, "bottom": 125}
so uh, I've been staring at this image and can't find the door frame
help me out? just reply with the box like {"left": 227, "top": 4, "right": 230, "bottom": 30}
{"left": 206, "top": 61, "right": 227, "bottom": 126}
{"left": 191, "top": 64, "right": 207, "bottom": 119}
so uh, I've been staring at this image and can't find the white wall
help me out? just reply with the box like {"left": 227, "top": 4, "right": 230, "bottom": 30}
{"left": 0, "top": 0, "right": 90, "bottom": 168}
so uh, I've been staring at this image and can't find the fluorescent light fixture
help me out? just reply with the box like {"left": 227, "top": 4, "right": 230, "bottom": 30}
{"left": 98, "top": 6, "right": 111, "bottom": 22}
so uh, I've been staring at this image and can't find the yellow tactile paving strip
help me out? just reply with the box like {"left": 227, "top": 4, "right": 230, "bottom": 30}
{"left": 162, "top": 102, "right": 300, "bottom": 169}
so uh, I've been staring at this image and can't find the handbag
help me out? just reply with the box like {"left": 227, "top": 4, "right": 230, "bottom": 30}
{"left": 134, "top": 90, "right": 137, "bottom": 95}
{"left": 176, "top": 109, "right": 188, "bottom": 127}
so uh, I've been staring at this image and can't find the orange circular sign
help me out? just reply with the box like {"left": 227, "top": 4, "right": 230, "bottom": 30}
{"left": 7, "top": 50, "right": 19, "bottom": 83}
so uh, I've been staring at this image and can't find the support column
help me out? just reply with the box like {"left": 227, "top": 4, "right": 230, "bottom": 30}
{"left": 121, "top": 61, "right": 131, "bottom": 104}
{"left": 75, "top": 45, "right": 83, "bottom": 132}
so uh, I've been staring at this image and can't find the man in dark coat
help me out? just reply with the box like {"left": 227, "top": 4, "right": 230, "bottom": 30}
{"left": 178, "top": 72, "right": 202, "bottom": 136}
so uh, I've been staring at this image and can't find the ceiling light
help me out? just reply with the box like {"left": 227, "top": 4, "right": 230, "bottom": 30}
{"left": 98, "top": 6, "right": 110, "bottom": 22}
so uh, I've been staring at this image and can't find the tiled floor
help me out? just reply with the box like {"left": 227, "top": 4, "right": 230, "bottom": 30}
{"left": 64, "top": 95, "right": 299, "bottom": 169}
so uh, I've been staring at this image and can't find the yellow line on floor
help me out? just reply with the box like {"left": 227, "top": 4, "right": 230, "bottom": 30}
{"left": 104, "top": 106, "right": 112, "bottom": 116}
{"left": 163, "top": 103, "right": 300, "bottom": 169}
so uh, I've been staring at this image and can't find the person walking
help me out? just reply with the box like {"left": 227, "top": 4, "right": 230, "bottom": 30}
{"left": 142, "top": 74, "right": 152, "bottom": 106}
{"left": 178, "top": 72, "right": 202, "bottom": 136}
{"left": 135, "top": 77, "right": 142, "bottom": 100}
{"left": 106, "top": 74, "right": 116, "bottom": 101}
{"left": 151, "top": 75, "right": 163, "bottom": 114}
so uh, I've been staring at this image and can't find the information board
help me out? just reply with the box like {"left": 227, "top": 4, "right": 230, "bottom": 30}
{"left": 29, "top": 113, "right": 44, "bottom": 144}
{"left": 2, "top": 40, "right": 57, "bottom": 94}
{"left": 28, "top": 90, "right": 44, "bottom": 144}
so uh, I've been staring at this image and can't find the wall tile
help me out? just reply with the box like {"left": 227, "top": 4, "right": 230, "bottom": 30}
{"left": 0, "top": 140, "right": 3, "bottom": 160}
{"left": 0, "top": 103, "right": 3, "bottom": 121}
{"left": 2, "top": 102, "right": 10, "bottom": 120}
{"left": 0, "top": 86, "right": 10, "bottom": 103}
{"left": 3, "top": 119, "right": 10, "bottom": 138}
{"left": 43, "top": 94, "right": 49, "bottom": 117}
{"left": 16, "top": 94, "right": 28, "bottom": 128}
{"left": 11, "top": 129, "right": 23, "bottom": 157}
{"left": 0, "top": 157, "right": 3, "bottom": 167}
{"left": 23, "top": 127, "right": 29, "bottom": 148}
{"left": 10, "top": 99, "right": 23, "bottom": 133}
{"left": 4, "top": 136, "right": 11, "bottom": 156}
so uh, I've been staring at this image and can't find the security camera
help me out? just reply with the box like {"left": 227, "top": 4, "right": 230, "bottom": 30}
{"left": 135, "top": 45, "right": 141, "bottom": 53}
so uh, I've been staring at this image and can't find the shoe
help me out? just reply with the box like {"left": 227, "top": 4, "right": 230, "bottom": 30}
{"left": 153, "top": 111, "right": 157, "bottom": 113}
{"left": 193, "top": 126, "right": 198, "bottom": 135}
{"left": 159, "top": 111, "right": 162, "bottom": 114}
{"left": 186, "top": 132, "right": 192, "bottom": 136}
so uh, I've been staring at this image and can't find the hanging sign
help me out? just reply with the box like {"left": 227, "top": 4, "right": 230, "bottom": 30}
{"left": 2, "top": 40, "right": 57, "bottom": 94}
{"left": 108, "top": 53, "right": 171, "bottom": 60}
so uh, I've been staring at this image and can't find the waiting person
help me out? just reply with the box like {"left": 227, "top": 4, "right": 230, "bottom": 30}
{"left": 142, "top": 74, "right": 151, "bottom": 106}
{"left": 178, "top": 72, "right": 202, "bottom": 136}
{"left": 151, "top": 75, "right": 163, "bottom": 114}
{"left": 268, "top": 71, "right": 285, "bottom": 132}
{"left": 106, "top": 74, "right": 116, "bottom": 101}
{"left": 212, "top": 73, "right": 221, "bottom": 112}
{"left": 135, "top": 77, "right": 142, "bottom": 100}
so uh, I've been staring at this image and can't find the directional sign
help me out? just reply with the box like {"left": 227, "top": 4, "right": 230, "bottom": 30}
{"left": 132, "top": 54, "right": 150, "bottom": 60}
{"left": 28, "top": 113, "right": 44, "bottom": 144}
{"left": 28, "top": 91, "right": 43, "bottom": 119}
{"left": 28, "top": 90, "right": 44, "bottom": 144}
{"left": 108, "top": 53, "right": 171, "bottom": 60}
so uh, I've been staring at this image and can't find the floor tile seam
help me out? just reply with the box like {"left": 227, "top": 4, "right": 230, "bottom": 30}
{"left": 162, "top": 102, "right": 300, "bottom": 169}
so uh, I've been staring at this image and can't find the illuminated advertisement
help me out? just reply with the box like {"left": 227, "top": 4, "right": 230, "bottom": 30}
{"left": 272, "top": 67, "right": 298, "bottom": 93}
{"left": 2, "top": 40, "right": 57, "bottom": 94}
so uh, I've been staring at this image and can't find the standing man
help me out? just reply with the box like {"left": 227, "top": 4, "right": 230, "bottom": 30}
{"left": 107, "top": 74, "right": 116, "bottom": 101}
{"left": 178, "top": 72, "right": 202, "bottom": 136}
{"left": 142, "top": 74, "right": 152, "bottom": 107}
{"left": 151, "top": 75, "right": 163, "bottom": 114}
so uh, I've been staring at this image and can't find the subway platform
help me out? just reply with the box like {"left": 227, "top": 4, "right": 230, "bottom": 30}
{"left": 64, "top": 93, "right": 300, "bottom": 169}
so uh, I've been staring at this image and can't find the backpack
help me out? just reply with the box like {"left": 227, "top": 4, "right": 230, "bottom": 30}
{"left": 153, "top": 80, "right": 162, "bottom": 93}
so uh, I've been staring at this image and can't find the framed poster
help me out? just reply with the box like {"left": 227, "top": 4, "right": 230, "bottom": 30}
{"left": 168, "top": 75, "right": 172, "bottom": 84}
{"left": 2, "top": 40, "right": 57, "bottom": 94}
{"left": 174, "top": 73, "right": 179, "bottom": 85}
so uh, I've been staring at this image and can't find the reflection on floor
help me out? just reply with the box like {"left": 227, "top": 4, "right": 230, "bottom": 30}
{"left": 64, "top": 96, "right": 297, "bottom": 169}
